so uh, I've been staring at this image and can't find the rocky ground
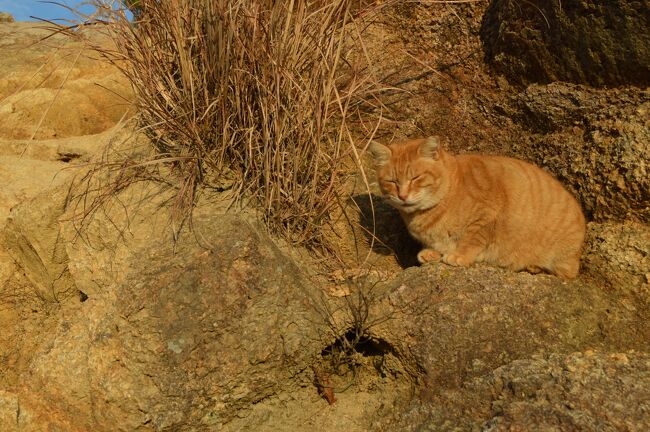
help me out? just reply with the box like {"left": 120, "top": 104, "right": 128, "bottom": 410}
{"left": 1, "top": 2, "right": 649, "bottom": 431}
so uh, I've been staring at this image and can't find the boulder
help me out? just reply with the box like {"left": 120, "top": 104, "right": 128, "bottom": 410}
{"left": 380, "top": 350, "right": 650, "bottom": 430}
{"left": 1, "top": 176, "right": 416, "bottom": 431}
{"left": 17, "top": 210, "right": 324, "bottom": 430}
{"left": 319, "top": 259, "right": 650, "bottom": 430}
{"left": 507, "top": 84, "right": 649, "bottom": 223}
{"left": 481, "top": 0, "right": 650, "bottom": 87}
{"left": 0, "top": 126, "right": 154, "bottom": 302}
{"left": 3, "top": 176, "right": 650, "bottom": 430}
{"left": 364, "top": 263, "right": 650, "bottom": 391}
{"left": 476, "top": 351, "right": 650, "bottom": 431}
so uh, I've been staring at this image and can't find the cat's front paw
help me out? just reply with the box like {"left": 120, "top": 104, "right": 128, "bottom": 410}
{"left": 443, "top": 254, "right": 471, "bottom": 267}
{"left": 417, "top": 248, "right": 442, "bottom": 264}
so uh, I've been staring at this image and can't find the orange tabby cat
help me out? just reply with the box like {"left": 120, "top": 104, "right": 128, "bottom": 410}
{"left": 369, "top": 137, "right": 586, "bottom": 278}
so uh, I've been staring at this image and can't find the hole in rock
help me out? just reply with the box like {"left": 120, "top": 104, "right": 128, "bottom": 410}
{"left": 57, "top": 152, "right": 82, "bottom": 163}
{"left": 321, "top": 330, "right": 395, "bottom": 358}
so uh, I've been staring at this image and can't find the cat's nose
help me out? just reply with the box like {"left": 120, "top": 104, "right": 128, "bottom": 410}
{"left": 398, "top": 189, "right": 409, "bottom": 201}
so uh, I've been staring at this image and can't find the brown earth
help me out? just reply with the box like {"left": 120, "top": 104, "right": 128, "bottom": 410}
{"left": 1, "top": 2, "right": 649, "bottom": 431}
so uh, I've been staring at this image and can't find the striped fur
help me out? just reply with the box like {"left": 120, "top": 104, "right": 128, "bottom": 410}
{"left": 369, "top": 137, "right": 586, "bottom": 278}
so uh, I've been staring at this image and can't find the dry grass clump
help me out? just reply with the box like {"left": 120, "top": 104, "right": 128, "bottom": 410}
{"left": 63, "top": 0, "right": 384, "bottom": 249}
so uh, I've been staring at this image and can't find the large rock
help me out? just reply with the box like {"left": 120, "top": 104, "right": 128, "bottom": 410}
{"left": 475, "top": 351, "right": 650, "bottom": 430}
{"left": 3, "top": 169, "right": 326, "bottom": 429}
{"left": 317, "top": 260, "right": 650, "bottom": 430}
{"left": 1, "top": 175, "right": 416, "bottom": 431}
{"left": 380, "top": 350, "right": 650, "bottom": 430}
{"left": 507, "top": 84, "right": 649, "bottom": 223}
{"left": 0, "top": 126, "right": 152, "bottom": 303}
{"left": 15, "top": 209, "right": 324, "bottom": 430}
{"left": 362, "top": 262, "right": 650, "bottom": 430}
{"left": 3, "top": 177, "right": 650, "bottom": 430}
{"left": 481, "top": 0, "right": 650, "bottom": 87}
{"left": 364, "top": 263, "right": 650, "bottom": 390}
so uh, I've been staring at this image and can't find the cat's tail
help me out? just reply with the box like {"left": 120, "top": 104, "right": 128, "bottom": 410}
{"left": 551, "top": 254, "right": 581, "bottom": 279}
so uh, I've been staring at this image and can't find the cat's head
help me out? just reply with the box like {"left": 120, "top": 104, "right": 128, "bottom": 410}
{"left": 368, "top": 136, "right": 450, "bottom": 213}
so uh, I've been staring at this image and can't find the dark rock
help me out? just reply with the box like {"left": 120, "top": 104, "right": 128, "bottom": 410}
{"left": 481, "top": 0, "right": 650, "bottom": 87}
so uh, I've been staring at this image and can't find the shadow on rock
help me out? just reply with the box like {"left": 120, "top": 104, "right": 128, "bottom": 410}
{"left": 351, "top": 193, "right": 420, "bottom": 268}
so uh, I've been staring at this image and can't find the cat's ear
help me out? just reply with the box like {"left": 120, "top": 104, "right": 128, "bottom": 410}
{"left": 419, "top": 136, "right": 440, "bottom": 160}
{"left": 368, "top": 141, "right": 392, "bottom": 167}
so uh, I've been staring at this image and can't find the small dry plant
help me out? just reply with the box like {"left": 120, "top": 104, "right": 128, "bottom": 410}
{"left": 56, "top": 0, "right": 385, "bottom": 250}
{"left": 317, "top": 275, "right": 393, "bottom": 381}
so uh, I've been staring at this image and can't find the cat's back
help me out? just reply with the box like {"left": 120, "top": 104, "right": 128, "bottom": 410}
{"left": 455, "top": 153, "right": 578, "bottom": 207}
{"left": 454, "top": 152, "right": 585, "bottom": 277}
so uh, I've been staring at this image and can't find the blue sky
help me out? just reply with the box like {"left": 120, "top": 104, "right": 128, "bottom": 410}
{"left": 0, "top": 0, "right": 130, "bottom": 23}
